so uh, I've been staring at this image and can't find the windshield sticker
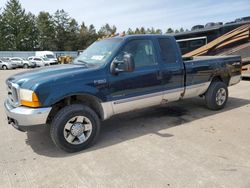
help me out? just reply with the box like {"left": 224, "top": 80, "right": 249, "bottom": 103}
{"left": 91, "top": 55, "right": 104, "bottom": 61}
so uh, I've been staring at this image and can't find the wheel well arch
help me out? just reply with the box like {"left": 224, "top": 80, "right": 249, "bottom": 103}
{"left": 211, "top": 75, "right": 230, "bottom": 86}
{"left": 47, "top": 94, "right": 104, "bottom": 124}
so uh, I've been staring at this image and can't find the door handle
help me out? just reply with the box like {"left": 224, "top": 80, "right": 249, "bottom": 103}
{"left": 156, "top": 70, "right": 163, "bottom": 80}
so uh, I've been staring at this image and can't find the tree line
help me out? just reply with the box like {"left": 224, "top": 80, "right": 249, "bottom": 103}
{"left": 0, "top": 0, "right": 188, "bottom": 51}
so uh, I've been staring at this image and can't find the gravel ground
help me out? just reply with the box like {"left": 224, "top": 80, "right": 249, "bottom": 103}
{"left": 0, "top": 69, "right": 250, "bottom": 188}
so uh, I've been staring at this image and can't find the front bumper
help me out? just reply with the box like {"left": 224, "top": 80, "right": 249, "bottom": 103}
{"left": 4, "top": 100, "right": 52, "bottom": 130}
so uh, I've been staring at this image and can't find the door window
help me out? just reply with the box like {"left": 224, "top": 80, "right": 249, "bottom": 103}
{"left": 117, "top": 39, "right": 157, "bottom": 68}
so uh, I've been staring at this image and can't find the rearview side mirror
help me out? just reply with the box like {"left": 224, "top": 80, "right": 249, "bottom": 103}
{"left": 111, "top": 54, "right": 135, "bottom": 75}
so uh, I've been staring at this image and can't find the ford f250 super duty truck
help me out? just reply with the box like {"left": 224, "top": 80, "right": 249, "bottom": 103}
{"left": 4, "top": 35, "right": 242, "bottom": 152}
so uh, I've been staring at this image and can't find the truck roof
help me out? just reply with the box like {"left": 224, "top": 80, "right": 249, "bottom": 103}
{"left": 112, "top": 34, "right": 174, "bottom": 40}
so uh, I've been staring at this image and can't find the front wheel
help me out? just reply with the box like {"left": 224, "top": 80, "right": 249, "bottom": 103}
{"left": 2, "top": 65, "right": 7, "bottom": 70}
{"left": 50, "top": 104, "right": 100, "bottom": 152}
{"left": 205, "top": 81, "right": 228, "bottom": 110}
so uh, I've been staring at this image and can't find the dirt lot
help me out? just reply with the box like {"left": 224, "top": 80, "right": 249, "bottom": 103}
{"left": 0, "top": 69, "right": 250, "bottom": 188}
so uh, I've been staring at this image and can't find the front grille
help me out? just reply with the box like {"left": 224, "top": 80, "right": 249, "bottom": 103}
{"left": 7, "top": 82, "right": 20, "bottom": 107}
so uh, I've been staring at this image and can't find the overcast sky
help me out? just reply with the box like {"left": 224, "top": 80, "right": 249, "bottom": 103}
{"left": 0, "top": 0, "right": 250, "bottom": 32}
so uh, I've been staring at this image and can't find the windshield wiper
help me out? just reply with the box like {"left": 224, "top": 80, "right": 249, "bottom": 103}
{"left": 75, "top": 60, "right": 89, "bottom": 67}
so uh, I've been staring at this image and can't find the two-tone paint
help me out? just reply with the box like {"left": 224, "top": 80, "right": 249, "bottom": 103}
{"left": 5, "top": 35, "right": 242, "bottom": 127}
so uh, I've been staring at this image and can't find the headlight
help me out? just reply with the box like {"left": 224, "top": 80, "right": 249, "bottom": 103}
{"left": 19, "top": 89, "right": 40, "bottom": 107}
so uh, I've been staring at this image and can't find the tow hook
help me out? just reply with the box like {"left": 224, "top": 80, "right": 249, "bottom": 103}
{"left": 7, "top": 117, "right": 24, "bottom": 132}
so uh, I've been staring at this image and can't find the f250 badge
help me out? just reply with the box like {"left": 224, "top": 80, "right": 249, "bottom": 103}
{"left": 94, "top": 79, "right": 107, "bottom": 85}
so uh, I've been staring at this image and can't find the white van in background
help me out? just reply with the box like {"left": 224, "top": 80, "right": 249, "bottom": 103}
{"left": 35, "top": 51, "right": 58, "bottom": 65}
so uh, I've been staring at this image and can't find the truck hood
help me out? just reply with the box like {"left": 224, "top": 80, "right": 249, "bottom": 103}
{"left": 7, "top": 64, "right": 94, "bottom": 89}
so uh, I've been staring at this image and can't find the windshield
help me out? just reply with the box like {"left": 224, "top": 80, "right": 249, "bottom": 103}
{"left": 46, "top": 54, "right": 55, "bottom": 59}
{"left": 73, "top": 38, "right": 122, "bottom": 67}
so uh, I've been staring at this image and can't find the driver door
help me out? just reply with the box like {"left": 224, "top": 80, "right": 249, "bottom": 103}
{"left": 107, "top": 39, "right": 163, "bottom": 114}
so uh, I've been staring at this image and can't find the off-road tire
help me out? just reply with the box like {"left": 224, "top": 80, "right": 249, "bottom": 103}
{"left": 50, "top": 104, "right": 100, "bottom": 152}
{"left": 205, "top": 81, "right": 228, "bottom": 110}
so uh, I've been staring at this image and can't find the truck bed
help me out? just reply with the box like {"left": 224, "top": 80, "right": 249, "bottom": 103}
{"left": 183, "top": 55, "right": 241, "bottom": 62}
{"left": 183, "top": 55, "right": 241, "bottom": 97}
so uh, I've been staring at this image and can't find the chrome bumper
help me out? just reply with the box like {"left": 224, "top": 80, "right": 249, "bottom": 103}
{"left": 4, "top": 100, "right": 52, "bottom": 127}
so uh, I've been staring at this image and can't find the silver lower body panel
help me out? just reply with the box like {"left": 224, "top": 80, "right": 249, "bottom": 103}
{"left": 229, "top": 75, "right": 241, "bottom": 86}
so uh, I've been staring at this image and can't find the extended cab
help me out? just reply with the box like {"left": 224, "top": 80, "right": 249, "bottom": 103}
{"left": 4, "top": 35, "right": 242, "bottom": 152}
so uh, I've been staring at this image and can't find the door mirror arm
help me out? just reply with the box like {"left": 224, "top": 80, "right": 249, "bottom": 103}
{"left": 110, "top": 54, "right": 135, "bottom": 75}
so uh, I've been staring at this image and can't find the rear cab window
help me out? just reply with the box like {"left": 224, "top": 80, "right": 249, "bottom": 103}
{"left": 158, "top": 38, "right": 177, "bottom": 64}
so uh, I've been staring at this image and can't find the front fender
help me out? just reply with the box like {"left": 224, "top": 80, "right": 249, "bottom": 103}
{"left": 38, "top": 84, "right": 106, "bottom": 107}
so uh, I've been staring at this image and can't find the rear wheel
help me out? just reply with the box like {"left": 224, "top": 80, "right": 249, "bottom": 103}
{"left": 205, "top": 81, "right": 228, "bottom": 110}
{"left": 2, "top": 65, "right": 7, "bottom": 70}
{"left": 50, "top": 104, "right": 100, "bottom": 152}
